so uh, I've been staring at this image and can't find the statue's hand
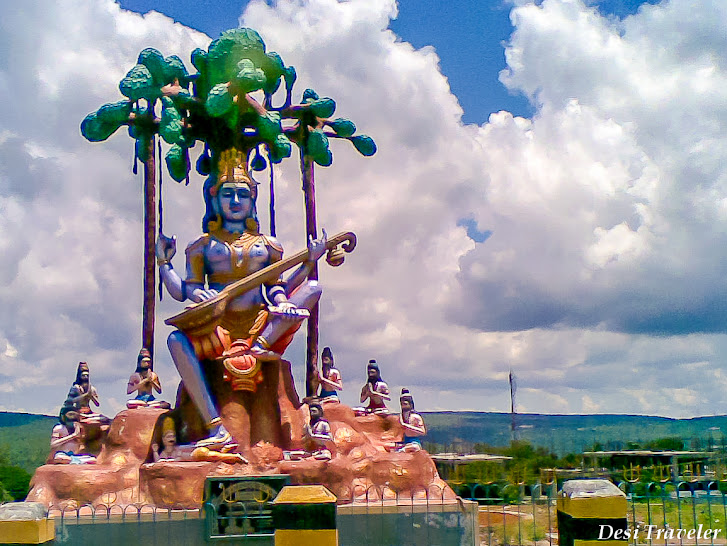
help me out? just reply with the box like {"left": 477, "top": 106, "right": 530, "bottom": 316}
{"left": 307, "top": 229, "right": 328, "bottom": 263}
{"left": 156, "top": 234, "right": 177, "bottom": 264}
{"left": 272, "top": 301, "right": 305, "bottom": 318}
{"left": 190, "top": 288, "right": 219, "bottom": 303}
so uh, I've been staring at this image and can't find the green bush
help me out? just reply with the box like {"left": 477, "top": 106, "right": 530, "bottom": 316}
{"left": 0, "top": 465, "right": 32, "bottom": 500}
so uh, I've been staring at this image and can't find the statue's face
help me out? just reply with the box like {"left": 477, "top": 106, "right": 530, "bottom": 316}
{"left": 139, "top": 359, "right": 151, "bottom": 375}
{"left": 218, "top": 182, "right": 253, "bottom": 222}
{"left": 162, "top": 431, "right": 176, "bottom": 448}
{"left": 80, "top": 371, "right": 90, "bottom": 382}
{"left": 322, "top": 356, "right": 332, "bottom": 367}
{"left": 309, "top": 405, "right": 322, "bottom": 421}
{"left": 400, "top": 399, "right": 412, "bottom": 412}
{"left": 367, "top": 367, "right": 378, "bottom": 379}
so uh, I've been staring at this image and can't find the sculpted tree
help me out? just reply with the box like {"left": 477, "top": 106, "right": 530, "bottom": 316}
{"left": 81, "top": 29, "right": 375, "bottom": 393}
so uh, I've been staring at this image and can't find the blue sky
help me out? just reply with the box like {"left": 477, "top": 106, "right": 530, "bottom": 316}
{"left": 2, "top": 0, "right": 727, "bottom": 420}
{"left": 116, "top": 0, "right": 658, "bottom": 123}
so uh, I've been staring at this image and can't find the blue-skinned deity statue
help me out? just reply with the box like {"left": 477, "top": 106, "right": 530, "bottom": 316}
{"left": 156, "top": 149, "right": 327, "bottom": 448}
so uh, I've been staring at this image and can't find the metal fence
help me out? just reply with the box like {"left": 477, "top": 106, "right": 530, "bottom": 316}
{"left": 31, "top": 486, "right": 478, "bottom": 546}
{"left": 335, "top": 484, "right": 479, "bottom": 546}
{"left": 47, "top": 503, "right": 205, "bottom": 545}
{"left": 449, "top": 466, "right": 727, "bottom": 546}
{"left": 621, "top": 480, "right": 727, "bottom": 546}
{"left": 23, "top": 473, "right": 727, "bottom": 545}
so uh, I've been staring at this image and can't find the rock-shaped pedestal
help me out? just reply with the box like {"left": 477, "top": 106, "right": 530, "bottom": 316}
{"left": 27, "top": 367, "right": 455, "bottom": 508}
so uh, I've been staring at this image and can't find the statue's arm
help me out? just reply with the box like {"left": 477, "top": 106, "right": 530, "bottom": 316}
{"left": 50, "top": 425, "right": 78, "bottom": 449}
{"left": 66, "top": 385, "right": 86, "bottom": 405}
{"left": 156, "top": 235, "right": 186, "bottom": 301}
{"left": 157, "top": 234, "right": 221, "bottom": 302}
{"left": 152, "top": 372, "right": 162, "bottom": 394}
{"left": 360, "top": 383, "right": 369, "bottom": 403}
{"left": 126, "top": 374, "right": 140, "bottom": 395}
{"left": 376, "top": 382, "right": 392, "bottom": 401}
{"left": 278, "top": 232, "right": 329, "bottom": 299}
{"left": 159, "top": 263, "right": 186, "bottom": 301}
{"left": 319, "top": 370, "right": 342, "bottom": 391}
{"left": 310, "top": 421, "right": 332, "bottom": 442}
{"left": 401, "top": 414, "right": 426, "bottom": 435}
{"left": 90, "top": 386, "right": 100, "bottom": 407}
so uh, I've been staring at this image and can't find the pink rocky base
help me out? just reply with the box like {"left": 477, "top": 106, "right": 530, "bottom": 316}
{"left": 28, "top": 395, "right": 454, "bottom": 509}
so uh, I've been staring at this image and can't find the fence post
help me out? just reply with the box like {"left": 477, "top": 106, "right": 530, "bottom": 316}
{"left": 557, "top": 479, "right": 628, "bottom": 546}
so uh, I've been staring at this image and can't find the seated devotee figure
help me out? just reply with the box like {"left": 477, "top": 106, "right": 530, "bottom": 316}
{"left": 155, "top": 149, "right": 328, "bottom": 448}
{"left": 63, "top": 362, "right": 99, "bottom": 415}
{"left": 354, "top": 360, "right": 390, "bottom": 416}
{"left": 283, "top": 402, "right": 333, "bottom": 461}
{"left": 62, "top": 362, "right": 110, "bottom": 426}
{"left": 50, "top": 409, "right": 97, "bottom": 464}
{"left": 395, "top": 388, "right": 426, "bottom": 452}
{"left": 126, "top": 349, "right": 168, "bottom": 409}
{"left": 151, "top": 417, "right": 184, "bottom": 461}
{"left": 317, "top": 347, "right": 342, "bottom": 403}
{"left": 304, "top": 402, "right": 333, "bottom": 460}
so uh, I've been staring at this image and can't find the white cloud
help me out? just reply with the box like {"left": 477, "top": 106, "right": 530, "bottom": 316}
{"left": 0, "top": 0, "right": 726, "bottom": 422}
{"left": 582, "top": 395, "right": 600, "bottom": 413}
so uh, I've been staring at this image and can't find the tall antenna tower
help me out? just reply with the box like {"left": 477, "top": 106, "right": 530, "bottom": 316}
{"left": 509, "top": 367, "right": 518, "bottom": 442}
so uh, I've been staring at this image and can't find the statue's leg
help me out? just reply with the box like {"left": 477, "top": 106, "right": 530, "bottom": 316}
{"left": 168, "top": 331, "right": 232, "bottom": 446}
{"left": 222, "top": 282, "right": 323, "bottom": 362}
{"left": 256, "top": 281, "right": 322, "bottom": 354}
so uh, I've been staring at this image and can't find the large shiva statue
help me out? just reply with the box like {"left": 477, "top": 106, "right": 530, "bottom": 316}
{"left": 155, "top": 149, "right": 328, "bottom": 447}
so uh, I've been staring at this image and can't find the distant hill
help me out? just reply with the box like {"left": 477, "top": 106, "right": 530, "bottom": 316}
{"left": 421, "top": 412, "right": 727, "bottom": 455}
{"left": 2, "top": 411, "right": 727, "bottom": 474}
{"left": 0, "top": 413, "right": 57, "bottom": 472}
{"left": 0, "top": 412, "right": 56, "bottom": 428}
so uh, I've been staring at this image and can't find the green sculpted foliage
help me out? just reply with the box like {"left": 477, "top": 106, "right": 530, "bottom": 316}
{"left": 81, "top": 27, "right": 376, "bottom": 179}
{"left": 98, "top": 100, "right": 133, "bottom": 126}
{"left": 309, "top": 98, "right": 336, "bottom": 119}
{"left": 206, "top": 29, "right": 266, "bottom": 86}
{"left": 165, "top": 144, "right": 188, "bottom": 182}
{"left": 80, "top": 100, "right": 131, "bottom": 142}
{"left": 350, "top": 135, "right": 377, "bottom": 156}
{"left": 327, "top": 118, "right": 356, "bottom": 138}
{"left": 80, "top": 113, "right": 120, "bottom": 142}
{"left": 307, "top": 129, "right": 333, "bottom": 167}
{"left": 234, "top": 59, "right": 266, "bottom": 94}
{"left": 205, "top": 83, "right": 234, "bottom": 117}
{"left": 119, "top": 64, "right": 157, "bottom": 102}
{"left": 159, "top": 97, "right": 185, "bottom": 145}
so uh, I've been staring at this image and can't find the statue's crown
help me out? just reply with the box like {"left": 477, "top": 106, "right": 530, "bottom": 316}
{"left": 162, "top": 416, "right": 175, "bottom": 436}
{"left": 217, "top": 149, "right": 257, "bottom": 189}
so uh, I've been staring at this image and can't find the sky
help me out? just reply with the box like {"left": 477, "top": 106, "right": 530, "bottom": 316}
{"left": 1, "top": 0, "right": 727, "bottom": 422}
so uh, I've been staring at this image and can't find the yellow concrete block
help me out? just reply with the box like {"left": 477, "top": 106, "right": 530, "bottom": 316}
{"left": 275, "top": 528, "right": 338, "bottom": 546}
{"left": 272, "top": 485, "right": 337, "bottom": 504}
{"left": 557, "top": 495, "right": 627, "bottom": 519}
{"left": 558, "top": 480, "right": 627, "bottom": 519}
{"left": 0, "top": 518, "right": 55, "bottom": 544}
